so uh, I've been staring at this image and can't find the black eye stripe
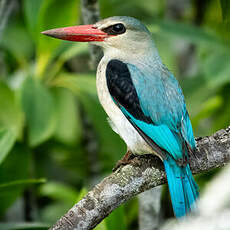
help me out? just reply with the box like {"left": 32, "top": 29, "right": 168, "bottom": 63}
{"left": 102, "top": 23, "right": 126, "bottom": 35}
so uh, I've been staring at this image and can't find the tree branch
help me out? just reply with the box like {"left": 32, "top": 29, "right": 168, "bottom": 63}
{"left": 50, "top": 127, "right": 230, "bottom": 230}
{"left": 138, "top": 186, "right": 163, "bottom": 230}
{"left": 0, "top": 0, "right": 15, "bottom": 41}
{"left": 80, "top": 0, "right": 103, "bottom": 69}
{"left": 80, "top": 0, "right": 102, "bottom": 186}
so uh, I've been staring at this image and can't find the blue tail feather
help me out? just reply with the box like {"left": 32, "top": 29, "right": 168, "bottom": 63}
{"left": 163, "top": 156, "right": 199, "bottom": 218}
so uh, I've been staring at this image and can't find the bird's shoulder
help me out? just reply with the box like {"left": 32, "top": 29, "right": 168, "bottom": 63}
{"left": 127, "top": 61, "right": 185, "bottom": 126}
{"left": 106, "top": 59, "right": 152, "bottom": 123}
{"left": 105, "top": 59, "right": 187, "bottom": 128}
{"left": 106, "top": 59, "right": 196, "bottom": 155}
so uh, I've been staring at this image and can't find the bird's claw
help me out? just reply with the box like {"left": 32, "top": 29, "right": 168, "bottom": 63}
{"left": 112, "top": 151, "right": 141, "bottom": 172}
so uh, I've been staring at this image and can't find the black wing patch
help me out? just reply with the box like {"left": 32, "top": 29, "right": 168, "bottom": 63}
{"left": 106, "top": 59, "right": 166, "bottom": 159}
{"left": 106, "top": 59, "right": 151, "bottom": 123}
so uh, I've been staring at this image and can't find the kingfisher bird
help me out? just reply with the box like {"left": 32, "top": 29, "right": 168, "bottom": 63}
{"left": 42, "top": 16, "right": 199, "bottom": 218}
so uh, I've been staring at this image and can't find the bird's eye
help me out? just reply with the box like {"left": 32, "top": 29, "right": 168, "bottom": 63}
{"left": 102, "top": 23, "right": 126, "bottom": 35}
{"left": 112, "top": 24, "right": 126, "bottom": 34}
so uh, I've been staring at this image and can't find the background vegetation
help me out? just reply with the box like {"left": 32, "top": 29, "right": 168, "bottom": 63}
{"left": 0, "top": 0, "right": 229, "bottom": 229}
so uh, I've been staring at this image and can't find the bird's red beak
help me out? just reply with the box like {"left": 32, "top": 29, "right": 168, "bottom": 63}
{"left": 41, "top": 25, "right": 109, "bottom": 42}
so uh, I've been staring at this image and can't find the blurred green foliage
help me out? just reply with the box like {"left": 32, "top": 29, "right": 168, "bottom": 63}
{"left": 0, "top": 0, "right": 229, "bottom": 229}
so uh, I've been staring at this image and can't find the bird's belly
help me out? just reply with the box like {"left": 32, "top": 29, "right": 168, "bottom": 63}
{"left": 96, "top": 61, "right": 154, "bottom": 155}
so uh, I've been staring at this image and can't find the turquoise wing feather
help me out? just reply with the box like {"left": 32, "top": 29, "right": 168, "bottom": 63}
{"left": 126, "top": 63, "right": 196, "bottom": 160}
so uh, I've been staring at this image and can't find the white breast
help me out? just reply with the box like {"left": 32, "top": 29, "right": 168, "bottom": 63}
{"left": 96, "top": 56, "right": 154, "bottom": 155}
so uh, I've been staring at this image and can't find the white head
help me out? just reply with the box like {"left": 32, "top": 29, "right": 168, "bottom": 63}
{"left": 42, "top": 16, "right": 159, "bottom": 60}
{"left": 92, "top": 16, "right": 155, "bottom": 54}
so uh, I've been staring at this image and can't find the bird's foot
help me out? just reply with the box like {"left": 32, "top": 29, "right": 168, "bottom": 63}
{"left": 112, "top": 150, "right": 141, "bottom": 172}
{"left": 113, "top": 150, "right": 133, "bottom": 172}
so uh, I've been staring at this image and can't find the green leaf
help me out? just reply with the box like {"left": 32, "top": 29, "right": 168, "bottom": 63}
{"left": 0, "top": 178, "right": 46, "bottom": 193}
{"left": 192, "top": 96, "right": 223, "bottom": 129}
{"left": 149, "top": 20, "right": 227, "bottom": 48}
{"left": 0, "top": 128, "right": 16, "bottom": 165}
{"left": 35, "top": 0, "right": 80, "bottom": 76}
{"left": 202, "top": 51, "right": 230, "bottom": 88}
{"left": 220, "top": 0, "right": 230, "bottom": 22}
{"left": 79, "top": 95, "right": 126, "bottom": 171}
{"left": 45, "top": 43, "right": 88, "bottom": 81}
{"left": 0, "top": 82, "right": 23, "bottom": 136}
{"left": 95, "top": 220, "right": 107, "bottom": 230}
{"left": 39, "top": 181, "right": 78, "bottom": 203}
{"left": 40, "top": 182, "right": 80, "bottom": 223}
{"left": 20, "top": 77, "right": 57, "bottom": 146}
{"left": 53, "top": 88, "right": 82, "bottom": 145}
{"left": 1, "top": 21, "right": 34, "bottom": 64}
{"left": 40, "top": 201, "right": 73, "bottom": 224}
{"left": 38, "top": 0, "right": 79, "bottom": 31}
{"left": 0, "top": 222, "right": 49, "bottom": 230}
{"left": 75, "top": 93, "right": 126, "bottom": 171}
{"left": 211, "top": 85, "right": 230, "bottom": 132}
{"left": 0, "top": 144, "right": 31, "bottom": 216}
{"left": 52, "top": 73, "right": 97, "bottom": 96}
{"left": 52, "top": 73, "right": 126, "bottom": 170}
{"left": 105, "top": 205, "right": 127, "bottom": 230}
{"left": 76, "top": 187, "right": 88, "bottom": 203}
{"left": 180, "top": 75, "right": 213, "bottom": 118}
{"left": 23, "top": 0, "right": 44, "bottom": 41}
